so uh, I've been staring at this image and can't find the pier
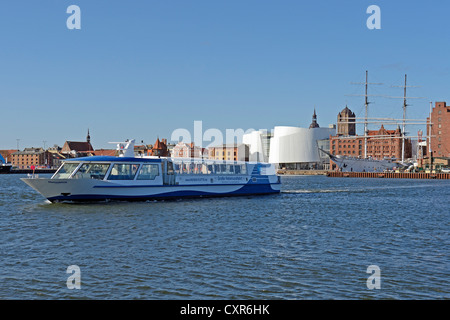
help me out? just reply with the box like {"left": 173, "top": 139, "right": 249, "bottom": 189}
{"left": 326, "top": 171, "right": 450, "bottom": 179}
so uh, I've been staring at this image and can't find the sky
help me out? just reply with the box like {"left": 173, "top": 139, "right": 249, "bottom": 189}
{"left": 1, "top": 0, "right": 449, "bottom": 150}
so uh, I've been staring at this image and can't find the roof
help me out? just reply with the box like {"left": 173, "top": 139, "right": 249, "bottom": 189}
{"left": 62, "top": 141, "right": 93, "bottom": 152}
{"left": 91, "top": 149, "right": 117, "bottom": 156}
{"left": 367, "top": 125, "right": 401, "bottom": 136}
{"left": 340, "top": 106, "right": 355, "bottom": 116}
{"left": 13, "top": 148, "right": 45, "bottom": 155}
{"left": 64, "top": 156, "right": 162, "bottom": 163}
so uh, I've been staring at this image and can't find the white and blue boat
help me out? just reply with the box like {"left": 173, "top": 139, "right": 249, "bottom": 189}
{"left": 21, "top": 140, "right": 281, "bottom": 202}
{"left": 0, "top": 153, "right": 12, "bottom": 173}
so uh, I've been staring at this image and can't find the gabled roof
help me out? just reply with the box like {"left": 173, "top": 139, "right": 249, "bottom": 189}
{"left": 62, "top": 141, "right": 93, "bottom": 152}
{"left": 367, "top": 125, "right": 401, "bottom": 136}
{"left": 153, "top": 138, "right": 162, "bottom": 149}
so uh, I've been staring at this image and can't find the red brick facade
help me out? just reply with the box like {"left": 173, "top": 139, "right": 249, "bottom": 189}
{"left": 330, "top": 105, "right": 412, "bottom": 162}
{"left": 330, "top": 126, "right": 412, "bottom": 160}
{"left": 427, "top": 101, "right": 450, "bottom": 158}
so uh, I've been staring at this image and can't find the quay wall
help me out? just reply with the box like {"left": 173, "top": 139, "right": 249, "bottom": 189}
{"left": 277, "top": 170, "right": 328, "bottom": 176}
{"left": 326, "top": 171, "right": 450, "bottom": 179}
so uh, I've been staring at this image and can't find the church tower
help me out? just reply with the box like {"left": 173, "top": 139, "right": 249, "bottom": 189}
{"left": 309, "top": 108, "right": 320, "bottom": 129}
{"left": 337, "top": 106, "right": 356, "bottom": 136}
{"left": 86, "top": 129, "right": 91, "bottom": 144}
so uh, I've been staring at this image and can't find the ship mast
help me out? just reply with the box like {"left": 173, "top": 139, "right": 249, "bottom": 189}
{"left": 402, "top": 74, "right": 407, "bottom": 163}
{"left": 390, "top": 74, "right": 422, "bottom": 163}
{"left": 364, "top": 71, "right": 369, "bottom": 158}
{"left": 348, "top": 71, "right": 383, "bottom": 158}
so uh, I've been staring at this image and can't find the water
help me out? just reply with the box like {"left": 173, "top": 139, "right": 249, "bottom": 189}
{"left": 0, "top": 174, "right": 448, "bottom": 299}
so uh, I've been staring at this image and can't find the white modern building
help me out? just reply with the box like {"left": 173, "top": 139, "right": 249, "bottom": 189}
{"left": 268, "top": 110, "right": 336, "bottom": 169}
{"left": 243, "top": 130, "right": 272, "bottom": 162}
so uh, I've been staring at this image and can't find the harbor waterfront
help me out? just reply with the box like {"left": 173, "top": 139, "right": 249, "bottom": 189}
{"left": 0, "top": 174, "right": 448, "bottom": 299}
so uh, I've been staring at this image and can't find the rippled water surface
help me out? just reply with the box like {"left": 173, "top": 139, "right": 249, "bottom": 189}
{"left": 0, "top": 174, "right": 448, "bottom": 299}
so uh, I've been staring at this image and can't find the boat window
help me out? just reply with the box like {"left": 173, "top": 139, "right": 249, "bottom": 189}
{"left": 52, "top": 162, "right": 80, "bottom": 179}
{"left": 73, "top": 163, "right": 111, "bottom": 180}
{"left": 107, "top": 164, "right": 140, "bottom": 180}
{"left": 167, "top": 161, "right": 174, "bottom": 175}
{"left": 137, "top": 164, "right": 159, "bottom": 180}
{"left": 202, "top": 163, "right": 211, "bottom": 174}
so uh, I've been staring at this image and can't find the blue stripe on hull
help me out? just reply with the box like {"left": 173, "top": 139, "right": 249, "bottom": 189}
{"left": 47, "top": 183, "right": 280, "bottom": 202}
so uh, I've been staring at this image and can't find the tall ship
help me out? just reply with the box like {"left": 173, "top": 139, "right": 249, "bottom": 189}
{"left": 0, "top": 153, "right": 12, "bottom": 173}
{"left": 324, "top": 71, "right": 424, "bottom": 173}
{"left": 320, "top": 148, "right": 401, "bottom": 172}
{"left": 21, "top": 139, "right": 281, "bottom": 202}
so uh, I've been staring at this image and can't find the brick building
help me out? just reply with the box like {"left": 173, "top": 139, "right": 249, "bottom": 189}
{"left": 330, "top": 106, "right": 412, "bottom": 161}
{"left": 61, "top": 130, "right": 94, "bottom": 157}
{"left": 208, "top": 143, "right": 249, "bottom": 162}
{"left": 147, "top": 138, "right": 171, "bottom": 157}
{"left": 172, "top": 142, "right": 206, "bottom": 158}
{"left": 11, "top": 148, "right": 53, "bottom": 169}
{"left": 427, "top": 101, "right": 450, "bottom": 158}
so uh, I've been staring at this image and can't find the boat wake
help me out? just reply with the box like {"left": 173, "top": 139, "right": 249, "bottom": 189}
{"left": 282, "top": 189, "right": 358, "bottom": 194}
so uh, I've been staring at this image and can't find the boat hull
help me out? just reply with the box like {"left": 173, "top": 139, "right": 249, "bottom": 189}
{"left": 331, "top": 156, "right": 399, "bottom": 173}
{"left": 0, "top": 165, "right": 12, "bottom": 173}
{"left": 21, "top": 178, "right": 281, "bottom": 202}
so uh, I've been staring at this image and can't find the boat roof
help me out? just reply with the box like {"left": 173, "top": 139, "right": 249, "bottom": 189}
{"left": 64, "top": 156, "right": 162, "bottom": 163}
{"left": 64, "top": 156, "right": 273, "bottom": 165}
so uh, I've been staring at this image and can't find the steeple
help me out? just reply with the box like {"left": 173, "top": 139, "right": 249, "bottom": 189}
{"left": 309, "top": 108, "right": 320, "bottom": 128}
{"left": 86, "top": 129, "right": 91, "bottom": 144}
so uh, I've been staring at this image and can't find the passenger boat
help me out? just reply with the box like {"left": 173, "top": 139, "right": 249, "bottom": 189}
{"left": 0, "top": 154, "right": 12, "bottom": 173}
{"left": 21, "top": 140, "right": 281, "bottom": 202}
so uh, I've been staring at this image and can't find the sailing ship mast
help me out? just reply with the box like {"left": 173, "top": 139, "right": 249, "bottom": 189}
{"left": 391, "top": 74, "right": 422, "bottom": 162}
{"left": 344, "top": 72, "right": 426, "bottom": 163}
{"left": 364, "top": 71, "right": 369, "bottom": 158}
{"left": 351, "top": 70, "right": 383, "bottom": 158}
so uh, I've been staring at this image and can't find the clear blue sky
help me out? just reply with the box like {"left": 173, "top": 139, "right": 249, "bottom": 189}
{"left": 1, "top": 0, "right": 449, "bottom": 149}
